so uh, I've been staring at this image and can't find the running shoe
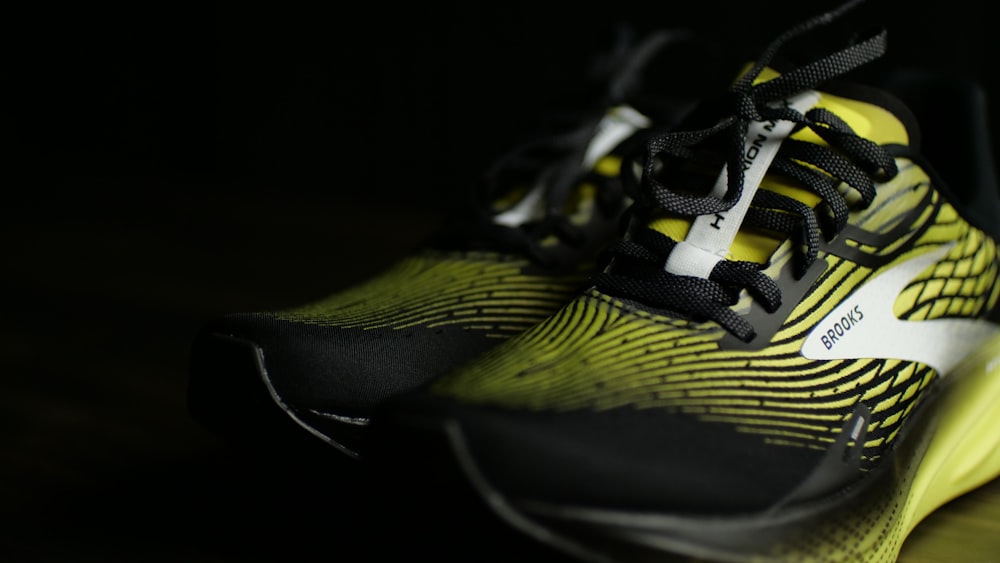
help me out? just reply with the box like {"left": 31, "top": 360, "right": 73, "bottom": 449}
{"left": 186, "top": 27, "right": 715, "bottom": 460}
{"left": 373, "top": 1, "right": 1000, "bottom": 560}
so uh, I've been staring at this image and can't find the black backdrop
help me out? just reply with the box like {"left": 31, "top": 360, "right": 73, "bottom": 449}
{"left": 12, "top": 0, "right": 997, "bottom": 211}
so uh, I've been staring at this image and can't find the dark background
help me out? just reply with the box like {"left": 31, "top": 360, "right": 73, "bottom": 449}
{"left": 6, "top": 1, "right": 1000, "bottom": 561}
{"left": 12, "top": 0, "right": 998, "bottom": 209}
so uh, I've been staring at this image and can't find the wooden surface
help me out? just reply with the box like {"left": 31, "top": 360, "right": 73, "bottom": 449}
{"left": 4, "top": 186, "right": 1000, "bottom": 562}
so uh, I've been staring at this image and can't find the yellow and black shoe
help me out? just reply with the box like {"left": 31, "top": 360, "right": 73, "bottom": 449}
{"left": 187, "top": 28, "right": 714, "bottom": 460}
{"left": 373, "top": 1, "right": 1000, "bottom": 560}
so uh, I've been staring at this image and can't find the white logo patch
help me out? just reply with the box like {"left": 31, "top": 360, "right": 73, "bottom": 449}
{"left": 801, "top": 243, "right": 1000, "bottom": 374}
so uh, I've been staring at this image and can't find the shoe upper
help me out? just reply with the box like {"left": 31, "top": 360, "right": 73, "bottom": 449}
{"left": 191, "top": 27, "right": 713, "bottom": 420}
{"left": 381, "top": 1, "right": 1000, "bottom": 518}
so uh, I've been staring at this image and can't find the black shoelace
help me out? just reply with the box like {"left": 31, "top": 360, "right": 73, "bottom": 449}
{"left": 593, "top": 0, "right": 900, "bottom": 342}
{"left": 436, "top": 28, "right": 694, "bottom": 268}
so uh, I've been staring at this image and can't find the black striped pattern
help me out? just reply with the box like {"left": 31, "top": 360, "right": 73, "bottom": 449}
{"left": 431, "top": 165, "right": 1000, "bottom": 465}
{"left": 275, "top": 249, "right": 593, "bottom": 339}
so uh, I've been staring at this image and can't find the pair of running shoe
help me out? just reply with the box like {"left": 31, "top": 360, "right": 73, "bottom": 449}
{"left": 188, "top": 1, "right": 1000, "bottom": 560}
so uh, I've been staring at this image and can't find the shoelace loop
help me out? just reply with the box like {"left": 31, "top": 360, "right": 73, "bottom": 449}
{"left": 596, "top": 0, "right": 901, "bottom": 342}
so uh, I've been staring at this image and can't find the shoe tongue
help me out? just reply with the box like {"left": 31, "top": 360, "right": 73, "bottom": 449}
{"left": 492, "top": 104, "right": 650, "bottom": 227}
{"left": 650, "top": 65, "right": 913, "bottom": 274}
{"left": 491, "top": 28, "right": 708, "bottom": 229}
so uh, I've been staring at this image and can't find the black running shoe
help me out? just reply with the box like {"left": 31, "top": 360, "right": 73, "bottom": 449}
{"left": 187, "top": 27, "right": 714, "bottom": 459}
{"left": 374, "top": 1, "right": 1000, "bottom": 560}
